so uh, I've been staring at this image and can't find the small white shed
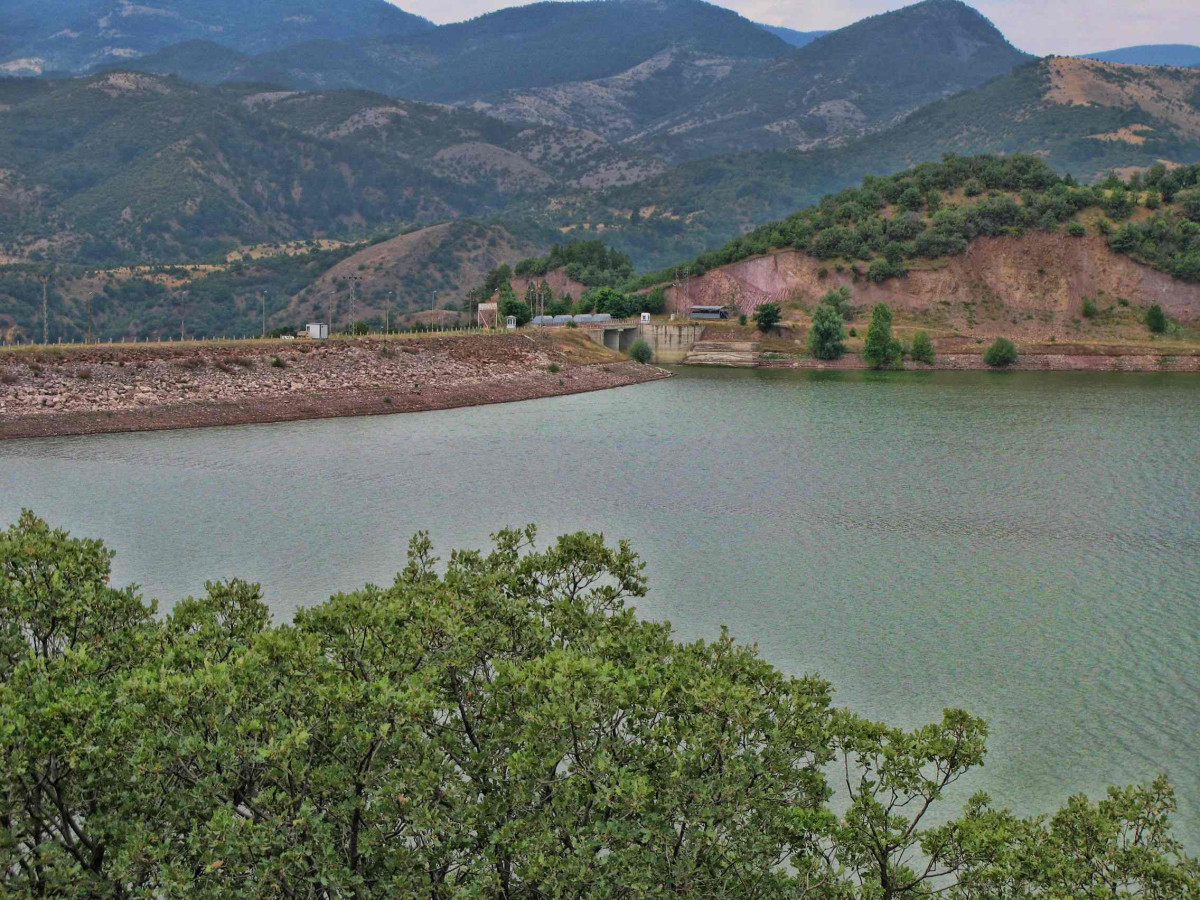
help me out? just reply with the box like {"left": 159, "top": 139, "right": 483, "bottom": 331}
{"left": 306, "top": 322, "right": 329, "bottom": 340}
{"left": 640, "top": 312, "right": 651, "bottom": 323}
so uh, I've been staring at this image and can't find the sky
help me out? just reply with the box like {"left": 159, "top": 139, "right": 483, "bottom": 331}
{"left": 389, "top": 0, "right": 1198, "bottom": 57}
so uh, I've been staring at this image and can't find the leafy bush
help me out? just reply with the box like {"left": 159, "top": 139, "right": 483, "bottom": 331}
{"left": 808, "top": 303, "right": 846, "bottom": 360}
{"left": 738, "top": 314, "right": 748, "bottom": 326}
{"left": 628, "top": 337, "right": 653, "bottom": 364}
{"left": 910, "top": 330, "right": 935, "bottom": 364}
{"left": 1146, "top": 304, "right": 1168, "bottom": 334}
{"left": 819, "top": 285, "right": 853, "bottom": 321}
{"left": 1081, "top": 297, "right": 1097, "bottom": 318}
{"left": 983, "top": 337, "right": 1018, "bottom": 367}
{"left": 1067, "top": 220, "right": 1086, "bottom": 237}
{"left": 752, "top": 302, "right": 782, "bottom": 333}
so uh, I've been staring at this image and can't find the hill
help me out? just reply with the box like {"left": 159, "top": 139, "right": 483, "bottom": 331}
{"left": 0, "top": 0, "right": 432, "bottom": 75}
{"left": 539, "top": 57, "right": 1200, "bottom": 267}
{"left": 1083, "top": 45, "right": 1200, "bottom": 68}
{"left": 630, "top": 0, "right": 1031, "bottom": 160}
{"left": 0, "top": 220, "right": 542, "bottom": 343}
{"left": 0, "top": 72, "right": 654, "bottom": 264}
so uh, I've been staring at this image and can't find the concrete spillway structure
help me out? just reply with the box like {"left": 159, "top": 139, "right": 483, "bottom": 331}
{"left": 578, "top": 321, "right": 704, "bottom": 363}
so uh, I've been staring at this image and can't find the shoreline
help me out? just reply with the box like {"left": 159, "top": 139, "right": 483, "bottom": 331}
{"left": 0, "top": 333, "right": 669, "bottom": 441}
{"left": 757, "top": 352, "right": 1200, "bottom": 373}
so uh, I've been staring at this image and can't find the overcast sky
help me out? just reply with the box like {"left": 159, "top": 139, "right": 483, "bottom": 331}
{"left": 391, "top": 0, "right": 1197, "bottom": 57}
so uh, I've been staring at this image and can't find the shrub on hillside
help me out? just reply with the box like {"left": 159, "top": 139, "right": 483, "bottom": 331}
{"left": 818, "top": 285, "right": 853, "bottom": 321}
{"left": 1081, "top": 297, "right": 1097, "bottom": 318}
{"left": 983, "top": 337, "right": 1018, "bottom": 367}
{"left": 752, "top": 302, "right": 781, "bottom": 333}
{"left": 1146, "top": 304, "right": 1168, "bottom": 334}
{"left": 1067, "top": 220, "right": 1086, "bottom": 237}
{"left": 910, "top": 330, "right": 935, "bottom": 364}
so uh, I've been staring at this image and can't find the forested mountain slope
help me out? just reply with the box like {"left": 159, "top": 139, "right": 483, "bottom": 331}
{"left": 0, "top": 0, "right": 432, "bottom": 75}
{"left": 0, "top": 73, "right": 652, "bottom": 263}
{"left": 631, "top": 0, "right": 1031, "bottom": 160}
{"left": 107, "top": 0, "right": 791, "bottom": 111}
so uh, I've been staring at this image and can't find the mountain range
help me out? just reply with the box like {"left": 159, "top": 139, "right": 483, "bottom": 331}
{"left": 1, "top": 0, "right": 1199, "bottom": 277}
{"left": 0, "top": 0, "right": 432, "bottom": 75}
{"left": 1083, "top": 45, "right": 1200, "bottom": 68}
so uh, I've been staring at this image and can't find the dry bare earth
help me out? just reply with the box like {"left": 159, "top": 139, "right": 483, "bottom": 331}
{"left": 289, "top": 222, "right": 542, "bottom": 326}
{"left": 1046, "top": 57, "right": 1200, "bottom": 143}
{"left": 0, "top": 332, "right": 668, "bottom": 440}
{"left": 667, "top": 233, "right": 1200, "bottom": 341}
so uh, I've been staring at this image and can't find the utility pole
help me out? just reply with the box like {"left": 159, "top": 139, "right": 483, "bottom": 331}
{"left": 261, "top": 291, "right": 267, "bottom": 338}
{"left": 86, "top": 292, "right": 94, "bottom": 344}
{"left": 326, "top": 291, "right": 333, "bottom": 335}
{"left": 431, "top": 291, "right": 436, "bottom": 330}
{"left": 348, "top": 276, "right": 361, "bottom": 333}
{"left": 41, "top": 274, "right": 49, "bottom": 345}
{"left": 386, "top": 290, "right": 395, "bottom": 334}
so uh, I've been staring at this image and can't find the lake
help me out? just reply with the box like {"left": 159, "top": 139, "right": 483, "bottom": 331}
{"left": 2, "top": 367, "right": 1198, "bottom": 844}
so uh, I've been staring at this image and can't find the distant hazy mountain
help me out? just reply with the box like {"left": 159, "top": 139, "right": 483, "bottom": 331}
{"left": 0, "top": 0, "right": 432, "bottom": 74}
{"left": 342, "top": 0, "right": 792, "bottom": 102}
{"left": 757, "top": 25, "right": 831, "bottom": 48}
{"left": 1081, "top": 45, "right": 1200, "bottom": 68}
{"left": 101, "top": 0, "right": 792, "bottom": 105}
{"left": 632, "top": 0, "right": 1032, "bottom": 160}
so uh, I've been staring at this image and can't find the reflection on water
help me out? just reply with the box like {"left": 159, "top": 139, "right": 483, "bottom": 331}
{"left": 3, "top": 367, "right": 1199, "bottom": 845}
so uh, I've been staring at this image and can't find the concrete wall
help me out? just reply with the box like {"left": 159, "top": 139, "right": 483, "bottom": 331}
{"left": 637, "top": 323, "right": 703, "bottom": 363}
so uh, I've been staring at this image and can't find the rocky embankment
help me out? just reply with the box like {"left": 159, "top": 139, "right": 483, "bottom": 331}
{"left": 0, "top": 332, "right": 668, "bottom": 440}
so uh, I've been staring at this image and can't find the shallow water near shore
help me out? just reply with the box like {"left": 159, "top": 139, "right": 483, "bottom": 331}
{"left": 3, "top": 367, "right": 1199, "bottom": 845}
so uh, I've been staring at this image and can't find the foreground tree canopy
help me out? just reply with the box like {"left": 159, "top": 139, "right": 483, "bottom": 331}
{"left": 2, "top": 512, "right": 1197, "bottom": 898}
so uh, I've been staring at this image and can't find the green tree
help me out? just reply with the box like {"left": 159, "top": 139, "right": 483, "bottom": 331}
{"left": 984, "top": 337, "right": 1018, "bottom": 367}
{"left": 910, "top": 330, "right": 935, "bottom": 364}
{"left": 501, "top": 298, "right": 532, "bottom": 326}
{"left": 3, "top": 511, "right": 1198, "bottom": 898}
{"left": 863, "top": 303, "right": 903, "bottom": 369}
{"left": 752, "top": 301, "right": 782, "bottom": 332}
{"left": 808, "top": 303, "right": 847, "bottom": 359}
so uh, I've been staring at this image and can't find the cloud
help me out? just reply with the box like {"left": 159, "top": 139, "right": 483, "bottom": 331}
{"left": 390, "top": 0, "right": 1197, "bottom": 57}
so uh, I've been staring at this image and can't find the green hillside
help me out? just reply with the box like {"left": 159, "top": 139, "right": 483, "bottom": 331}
{"left": 540, "top": 57, "right": 1200, "bottom": 267}
{"left": 0, "top": 73, "right": 643, "bottom": 264}
{"left": 107, "top": 0, "right": 789, "bottom": 105}
{"left": 634, "top": 0, "right": 1031, "bottom": 160}
{"left": 0, "top": 0, "right": 432, "bottom": 75}
{"left": 624, "top": 155, "right": 1200, "bottom": 290}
